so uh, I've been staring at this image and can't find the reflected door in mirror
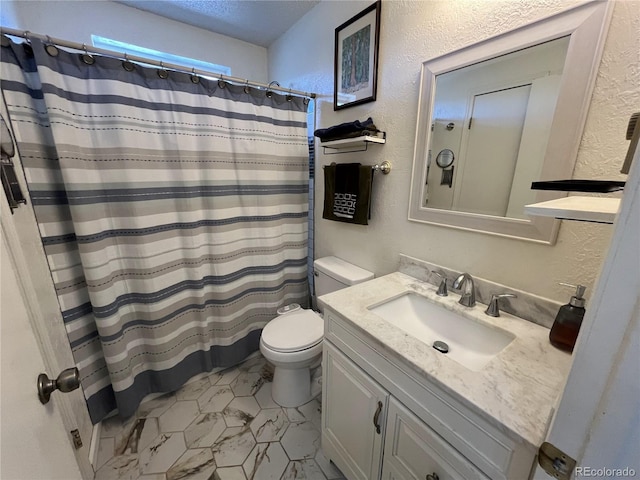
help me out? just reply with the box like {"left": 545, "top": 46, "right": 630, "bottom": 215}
{"left": 424, "top": 37, "right": 569, "bottom": 219}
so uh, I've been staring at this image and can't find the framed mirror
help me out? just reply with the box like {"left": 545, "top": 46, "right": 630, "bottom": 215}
{"left": 408, "top": 1, "right": 612, "bottom": 244}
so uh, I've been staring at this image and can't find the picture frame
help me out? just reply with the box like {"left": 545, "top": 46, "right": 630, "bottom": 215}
{"left": 334, "top": 1, "right": 381, "bottom": 110}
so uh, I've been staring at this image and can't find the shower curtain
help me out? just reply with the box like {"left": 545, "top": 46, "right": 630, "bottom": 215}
{"left": 1, "top": 37, "right": 310, "bottom": 423}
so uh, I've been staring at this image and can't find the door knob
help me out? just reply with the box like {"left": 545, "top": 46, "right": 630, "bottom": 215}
{"left": 37, "top": 367, "right": 80, "bottom": 404}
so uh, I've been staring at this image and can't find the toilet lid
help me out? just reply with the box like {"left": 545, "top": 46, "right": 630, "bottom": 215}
{"left": 262, "top": 310, "right": 323, "bottom": 353}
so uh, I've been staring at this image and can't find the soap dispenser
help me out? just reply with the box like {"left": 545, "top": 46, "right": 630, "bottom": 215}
{"left": 549, "top": 283, "right": 587, "bottom": 353}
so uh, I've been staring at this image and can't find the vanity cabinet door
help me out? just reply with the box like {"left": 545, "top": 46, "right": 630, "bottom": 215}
{"left": 322, "top": 342, "right": 389, "bottom": 480}
{"left": 381, "top": 398, "right": 489, "bottom": 480}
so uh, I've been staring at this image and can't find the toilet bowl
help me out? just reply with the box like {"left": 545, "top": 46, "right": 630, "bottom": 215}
{"left": 259, "top": 307, "right": 323, "bottom": 407}
{"left": 260, "top": 256, "right": 374, "bottom": 407}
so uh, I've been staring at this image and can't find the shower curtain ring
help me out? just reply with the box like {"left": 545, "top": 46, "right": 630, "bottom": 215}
{"left": 244, "top": 79, "right": 250, "bottom": 94}
{"left": 44, "top": 35, "right": 59, "bottom": 57}
{"left": 122, "top": 52, "right": 134, "bottom": 71}
{"left": 22, "top": 31, "right": 34, "bottom": 55}
{"left": 286, "top": 88, "right": 293, "bottom": 102}
{"left": 190, "top": 67, "right": 200, "bottom": 84}
{"left": 218, "top": 74, "right": 226, "bottom": 89}
{"left": 157, "top": 61, "right": 169, "bottom": 79}
{"left": 266, "top": 80, "right": 280, "bottom": 98}
{"left": 81, "top": 43, "right": 95, "bottom": 65}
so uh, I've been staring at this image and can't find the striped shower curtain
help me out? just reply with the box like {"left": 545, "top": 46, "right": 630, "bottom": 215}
{"left": 1, "top": 37, "right": 310, "bottom": 422}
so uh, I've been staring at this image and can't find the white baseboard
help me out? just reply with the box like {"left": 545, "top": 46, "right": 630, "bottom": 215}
{"left": 88, "top": 422, "right": 101, "bottom": 469}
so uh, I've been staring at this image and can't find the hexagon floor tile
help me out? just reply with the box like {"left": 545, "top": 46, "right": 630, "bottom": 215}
{"left": 281, "top": 459, "right": 327, "bottom": 480}
{"left": 250, "top": 408, "right": 289, "bottom": 443}
{"left": 159, "top": 400, "right": 200, "bottom": 433}
{"left": 198, "top": 385, "right": 235, "bottom": 413}
{"left": 176, "top": 377, "right": 211, "bottom": 401}
{"left": 211, "top": 426, "right": 256, "bottom": 468}
{"left": 166, "top": 448, "right": 216, "bottom": 480}
{"left": 230, "top": 371, "right": 265, "bottom": 397}
{"left": 93, "top": 353, "right": 346, "bottom": 480}
{"left": 280, "top": 420, "right": 321, "bottom": 460}
{"left": 224, "top": 396, "right": 261, "bottom": 427}
{"left": 137, "top": 393, "right": 177, "bottom": 418}
{"left": 243, "top": 442, "right": 288, "bottom": 480}
{"left": 184, "top": 412, "right": 227, "bottom": 448}
{"left": 115, "top": 417, "right": 159, "bottom": 455}
{"left": 138, "top": 433, "right": 187, "bottom": 475}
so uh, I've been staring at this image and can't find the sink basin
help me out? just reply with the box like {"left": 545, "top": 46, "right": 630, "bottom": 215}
{"left": 368, "top": 293, "right": 515, "bottom": 371}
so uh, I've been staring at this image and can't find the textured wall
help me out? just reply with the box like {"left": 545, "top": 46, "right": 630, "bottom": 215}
{"left": 1, "top": 0, "right": 269, "bottom": 82}
{"left": 269, "top": 0, "right": 639, "bottom": 303}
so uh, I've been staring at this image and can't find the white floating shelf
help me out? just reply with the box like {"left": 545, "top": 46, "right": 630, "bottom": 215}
{"left": 320, "top": 134, "right": 386, "bottom": 151}
{"left": 525, "top": 196, "right": 621, "bottom": 224}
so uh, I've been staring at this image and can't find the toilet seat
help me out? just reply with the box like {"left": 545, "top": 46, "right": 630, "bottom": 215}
{"left": 261, "top": 309, "right": 323, "bottom": 353}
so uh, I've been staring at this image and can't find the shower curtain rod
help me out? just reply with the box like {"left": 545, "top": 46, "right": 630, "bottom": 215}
{"left": 0, "top": 26, "right": 317, "bottom": 99}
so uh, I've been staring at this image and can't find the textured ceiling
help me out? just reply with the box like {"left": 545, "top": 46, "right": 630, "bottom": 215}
{"left": 115, "top": 0, "right": 321, "bottom": 47}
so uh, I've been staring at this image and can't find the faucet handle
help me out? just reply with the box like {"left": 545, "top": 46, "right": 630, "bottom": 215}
{"left": 485, "top": 293, "right": 517, "bottom": 317}
{"left": 431, "top": 271, "right": 448, "bottom": 297}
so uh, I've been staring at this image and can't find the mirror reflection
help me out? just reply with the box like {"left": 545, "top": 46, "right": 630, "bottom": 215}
{"left": 423, "top": 37, "right": 570, "bottom": 219}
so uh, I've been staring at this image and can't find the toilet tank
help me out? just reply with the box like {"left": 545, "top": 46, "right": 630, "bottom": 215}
{"left": 313, "top": 256, "right": 374, "bottom": 297}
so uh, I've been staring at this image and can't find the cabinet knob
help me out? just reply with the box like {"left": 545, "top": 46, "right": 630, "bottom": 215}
{"left": 426, "top": 473, "right": 440, "bottom": 480}
{"left": 373, "top": 400, "right": 383, "bottom": 434}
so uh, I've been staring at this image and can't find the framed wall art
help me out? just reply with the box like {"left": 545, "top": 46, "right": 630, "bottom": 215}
{"left": 334, "top": 1, "right": 381, "bottom": 110}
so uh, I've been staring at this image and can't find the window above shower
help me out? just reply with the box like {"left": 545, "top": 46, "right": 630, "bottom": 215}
{"left": 91, "top": 35, "right": 231, "bottom": 76}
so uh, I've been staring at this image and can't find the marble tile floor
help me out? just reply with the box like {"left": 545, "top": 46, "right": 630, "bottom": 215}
{"left": 95, "top": 354, "right": 345, "bottom": 480}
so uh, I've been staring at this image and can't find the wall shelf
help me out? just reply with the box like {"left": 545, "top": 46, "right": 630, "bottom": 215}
{"left": 320, "top": 133, "right": 386, "bottom": 154}
{"left": 525, "top": 196, "right": 621, "bottom": 224}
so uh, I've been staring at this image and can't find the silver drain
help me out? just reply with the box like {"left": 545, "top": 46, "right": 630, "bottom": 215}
{"left": 432, "top": 340, "right": 450, "bottom": 354}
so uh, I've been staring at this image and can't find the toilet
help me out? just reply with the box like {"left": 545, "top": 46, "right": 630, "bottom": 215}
{"left": 259, "top": 256, "right": 374, "bottom": 407}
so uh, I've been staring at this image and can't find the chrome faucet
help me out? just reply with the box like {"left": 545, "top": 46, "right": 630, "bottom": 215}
{"left": 453, "top": 273, "right": 476, "bottom": 307}
{"left": 485, "top": 293, "right": 517, "bottom": 317}
{"left": 431, "top": 270, "right": 448, "bottom": 297}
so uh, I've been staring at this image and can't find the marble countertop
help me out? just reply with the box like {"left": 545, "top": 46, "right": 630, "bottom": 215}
{"left": 318, "top": 272, "right": 572, "bottom": 449}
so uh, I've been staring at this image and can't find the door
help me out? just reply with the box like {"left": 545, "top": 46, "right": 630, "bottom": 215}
{"left": 1, "top": 227, "right": 83, "bottom": 479}
{"left": 322, "top": 342, "right": 389, "bottom": 480}
{"left": 454, "top": 84, "right": 531, "bottom": 216}
{"left": 0, "top": 97, "right": 94, "bottom": 478}
{"left": 532, "top": 138, "right": 640, "bottom": 478}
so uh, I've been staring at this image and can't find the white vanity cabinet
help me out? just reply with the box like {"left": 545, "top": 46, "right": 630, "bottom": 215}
{"left": 322, "top": 342, "right": 388, "bottom": 480}
{"left": 321, "top": 308, "right": 536, "bottom": 480}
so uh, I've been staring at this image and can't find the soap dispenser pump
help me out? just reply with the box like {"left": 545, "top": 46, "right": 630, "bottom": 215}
{"left": 549, "top": 283, "right": 587, "bottom": 353}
